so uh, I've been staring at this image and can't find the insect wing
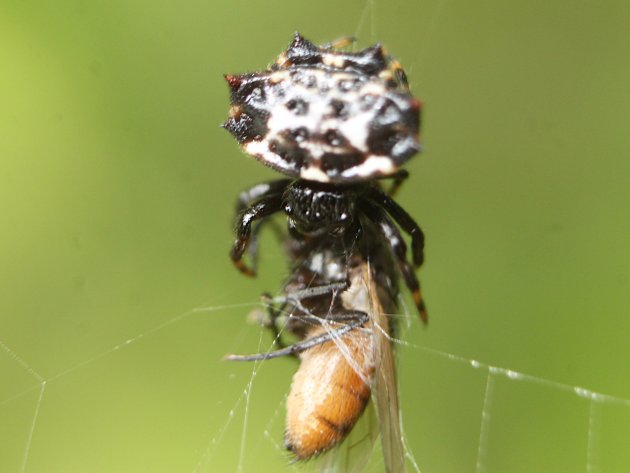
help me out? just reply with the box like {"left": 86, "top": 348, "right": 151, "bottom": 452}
{"left": 318, "top": 264, "right": 407, "bottom": 473}
{"left": 312, "top": 402, "right": 379, "bottom": 473}
{"left": 365, "top": 265, "right": 407, "bottom": 473}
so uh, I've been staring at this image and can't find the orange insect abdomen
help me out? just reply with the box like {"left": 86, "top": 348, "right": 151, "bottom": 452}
{"left": 285, "top": 325, "right": 375, "bottom": 459}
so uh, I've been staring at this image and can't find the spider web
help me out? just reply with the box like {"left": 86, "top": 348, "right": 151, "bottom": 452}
{"left": 3, "top": 294, "right": 630, "bottom": 472}
{"left": 2, "top": 1, "right": 629, "bottom": 472}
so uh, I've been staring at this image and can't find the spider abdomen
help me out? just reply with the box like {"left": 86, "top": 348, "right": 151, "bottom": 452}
{"left": 224, "top": 33, "right": 421, "bottom": 183}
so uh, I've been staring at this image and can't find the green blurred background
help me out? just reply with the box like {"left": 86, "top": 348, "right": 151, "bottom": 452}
{"left": 1, "top": 0, "right": 629, "bottom": 472}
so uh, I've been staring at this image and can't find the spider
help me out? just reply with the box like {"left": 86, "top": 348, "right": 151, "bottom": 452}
{"left": 223, "top": 33, "right": 427, "bottom": 322}
{"left": 223, "top": 34, "right": 427, "bottom": 462}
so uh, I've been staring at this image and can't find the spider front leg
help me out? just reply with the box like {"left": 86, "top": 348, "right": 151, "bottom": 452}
{"left": 367, "top": 186, "right": 425, "bottom": 268}
{"left": 382, "top": 169, "right": 409, "bottom": 198}
{"left": 360, "top": 199, "right": 428, "bottom": 324}
{"left": 234, "top": 179, "right": 292, "bottom": 273}
{"left": 230, "top": 193, "right": 284, "bottom": 276}
{"left": 236, "top": 179, "right": 292, "bottom": 212}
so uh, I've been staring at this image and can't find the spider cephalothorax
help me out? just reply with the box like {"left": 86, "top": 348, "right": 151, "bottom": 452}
{"left": 283, "top": 181, "right": 357, "bottom": 236}
{"left": 223, "top": 32, "right": 421, "bottom": 183}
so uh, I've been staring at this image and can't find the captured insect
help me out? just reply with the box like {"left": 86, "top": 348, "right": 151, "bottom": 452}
{"left": 222, "top": 33, "right": 426, "bottom": 470}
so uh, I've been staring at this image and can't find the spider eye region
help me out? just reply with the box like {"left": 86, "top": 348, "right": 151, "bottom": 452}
{"left": 223, "top": 33, "right": 422, "bottom": 183}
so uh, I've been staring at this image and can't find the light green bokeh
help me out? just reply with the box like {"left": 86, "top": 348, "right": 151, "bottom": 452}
{"left": 1, "top": 0, "right": 629, "bottom": 472}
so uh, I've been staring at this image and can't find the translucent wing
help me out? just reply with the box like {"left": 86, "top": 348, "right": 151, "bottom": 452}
{"left": 311, "top": 262, "right": 407, "bottom": 473}
{"left": 364, "top": 264, "right": 407, "bottom": 473}
{"left": 312, "top": 402, "right": 379, "bottom": 473}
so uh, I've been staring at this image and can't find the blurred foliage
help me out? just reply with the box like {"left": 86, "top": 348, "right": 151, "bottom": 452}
{"left": 1, "top": 0, "right": 629, "bottom": 472}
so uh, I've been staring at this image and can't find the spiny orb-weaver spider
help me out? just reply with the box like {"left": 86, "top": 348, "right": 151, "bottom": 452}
{"left": 224, "top": 32, "right": 426, "bottom": 320}
{"left": 223, "top": 33, "right": 427, "bottom": 461}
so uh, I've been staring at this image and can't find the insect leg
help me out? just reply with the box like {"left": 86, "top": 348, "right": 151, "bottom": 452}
{"left": 257, "top": 277, "right": 357, "bottom": 355}
{"left": 270, "top": 281, "right": 349, "bottom": 305}
{"left": 322, "top": 36, "right": 356, "bottom": 50}
{"left": 388, "top": 58, "right": 410, "bottom": 90}
{"left": 225, "top": 310, "right": 369, "bottom": 362}
{"left": 258, "top": 292, "right": 293, "bottom": 351}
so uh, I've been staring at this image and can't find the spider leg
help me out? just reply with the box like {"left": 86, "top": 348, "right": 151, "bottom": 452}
{"left": 247, "top": 219, "right": 286, "bottom": 275}
{"left": 380, "top": 169, "right": 409, "bottom": 198}
{"left": 235, "top": 179, "right": 292, "bottom": 272}
{"left": 225, "top": 310, "right": 369, "bottom": 362}
{"left": 366, "top": 186, "right": 425, "bottom": 268}
{"left": 236, "top": 179, "right": 293, "bottom": 212}
{"left": 360, "top": 199, "right": 428, "bottom": 324}
{"left": 230, "top": 193, "right": 284, "bottom": 276}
